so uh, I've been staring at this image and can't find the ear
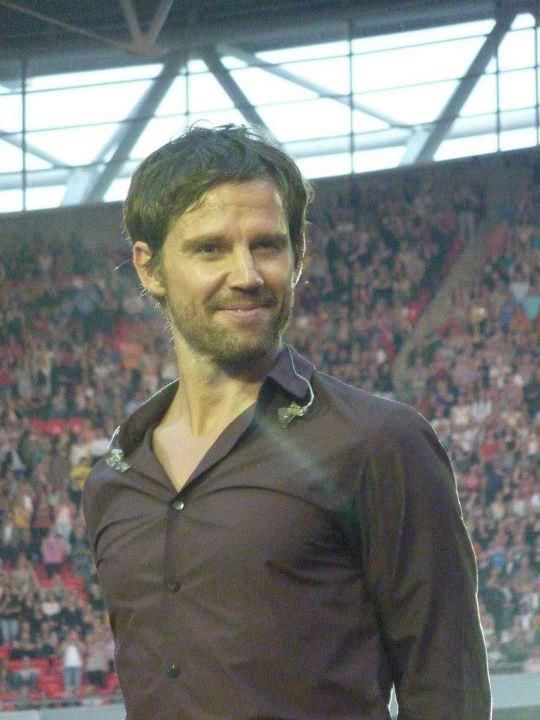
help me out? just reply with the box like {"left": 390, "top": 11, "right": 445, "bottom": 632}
{"left": 132, "top": 241, "right": 166, "bottom": 299}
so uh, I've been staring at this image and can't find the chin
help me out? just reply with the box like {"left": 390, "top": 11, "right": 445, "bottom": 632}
{"left": 212, "top": 340, "right": 280, "bottom": 370}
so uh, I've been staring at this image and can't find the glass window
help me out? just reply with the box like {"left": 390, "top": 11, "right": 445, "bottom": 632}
{"left": 231, "top": 67, "right": 316, "bottom": 105}
{"left": 25, "top": 184, "right": 67, "bottom": 210}
{"left": 27, "top": 125, "right": 120, "bottom": 165}
{"left": 154, "top": 75, "right": 188, "bottom": 116}
{"left": 296, "top": 152, "right": 352, "bottom": 179}
{"left": 0, "top": 140, "right": 50, "bottom": 172}
{"left": 26, "top": 64, "right": 163, "bottom": 91}
{"left": 353, "top": 145, "right": 405, "bottom": 173}
{"left": 497, "top": 29, "right": 535, "bottom": 71}
{"left": 221, "top": 56, "right": 247, "bottom": 70}
{"left": 104, "top": 177, "right": 131, "bottom": 202}
{"left": 187, "top": 72, "right": 236, "bottom": 112}
{"left": 353, "top": 37, "right": 484, "bottom": 93}
{"left": 258, "top": 98, "right": 351, "bottom": 143}
{"left": 278, "top": 56, "right": 351, "bottom": 95}
{"left": 0, "top": 189, "right": 23, "bottom": 213}
{"left": 511, "top": 13, "right": 536, "bottom": 30}
{"left": 352, "top": 109, "right": 388, "bottom": 134}
{"left": 0, "top": 90, "right": 22, "bottom": 133}
{"left": 257, "top": 41, "right": 349, "bottom": 64}
{"left": 130, "top": 116, "right": 188, "bottom": 159}
{"left": 355, "top": 80, "right": 458, "bottom": 126}
{"left": 25, "top": 80, "right": 152, "bottom": 131}
{"left": 460, "top": 74, "right": 497, "bottom": 117}
{"left": 435, "top": 133, "right": 498, "bottom": 161}
{"left": 498, "top": 68, "right": 536, "bottom": 111}
{"left": 499, "top": 126, "right": 538, "bottom": 151}
{"left": 352, "top": 20, "right": 495, "bottom": 53}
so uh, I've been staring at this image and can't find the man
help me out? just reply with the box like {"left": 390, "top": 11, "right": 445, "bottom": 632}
{"left": 83, "top": 125, "right": 491, "bottom": 719}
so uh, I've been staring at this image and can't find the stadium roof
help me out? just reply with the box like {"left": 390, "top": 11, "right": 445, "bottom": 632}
{"left": 0, "top": 0, "right": 538, "bottom": 212}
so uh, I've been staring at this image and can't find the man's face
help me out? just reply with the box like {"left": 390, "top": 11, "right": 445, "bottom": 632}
{"left": 136, "top": 178, "right": 298, "bottom": 369}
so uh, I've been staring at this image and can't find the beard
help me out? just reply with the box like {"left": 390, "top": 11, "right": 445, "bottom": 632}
{"left": 164, "top": 285, "right": 295, "bottom": 371}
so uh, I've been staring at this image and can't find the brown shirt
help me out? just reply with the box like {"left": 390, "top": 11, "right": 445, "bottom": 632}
{"left": 83, "top": 346, "right": 491, "bottom": 720}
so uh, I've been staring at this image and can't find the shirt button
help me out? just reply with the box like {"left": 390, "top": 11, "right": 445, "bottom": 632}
{"left": 167, "top": 664, "right": 180, "bottom": 679}
{"left": 166, "top": 580, "right": 181, "bottom": 593}
{"left": 172, "top": 499, "right": 185, "bottom": 511}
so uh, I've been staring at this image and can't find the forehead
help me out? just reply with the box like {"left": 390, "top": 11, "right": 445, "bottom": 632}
{"left": 169, "top": 178, "right": 288, "bottom": 238}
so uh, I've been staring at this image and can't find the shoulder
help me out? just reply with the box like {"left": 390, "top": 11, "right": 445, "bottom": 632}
{"left": 313, "top": 370, "right": 431, "bottom": 445}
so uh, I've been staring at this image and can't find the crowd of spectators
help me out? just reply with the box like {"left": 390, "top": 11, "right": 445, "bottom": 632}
{"left": 0, "top": 151, "right": 537, "bottom": 708}
{"left": 401, "top": 196, "right": 539, "bottom": 674}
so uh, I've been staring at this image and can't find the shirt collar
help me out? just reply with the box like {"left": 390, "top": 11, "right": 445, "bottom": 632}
{"left": 113, "top": 344, "right": 315, "bottom": 455}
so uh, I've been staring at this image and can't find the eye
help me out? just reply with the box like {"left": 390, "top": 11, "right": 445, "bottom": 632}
{"left": 198, "top": 242, "right": 222, "bottom": 255}
{"left": 254, "top": 237, "right": 286, "bottom": 253}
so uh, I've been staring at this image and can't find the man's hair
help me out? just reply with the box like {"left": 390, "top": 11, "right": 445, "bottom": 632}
{"left": 123, "top": 124, "right": 313, "bottom": 268}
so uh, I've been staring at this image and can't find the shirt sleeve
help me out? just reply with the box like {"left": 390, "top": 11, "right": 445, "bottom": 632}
{"left": 356, "top": 404, "right": 491, "bottom": 720}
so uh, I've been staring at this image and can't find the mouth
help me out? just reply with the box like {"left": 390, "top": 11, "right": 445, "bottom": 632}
{"left": 217, "top": 304, "right": 273, "bottom": 320}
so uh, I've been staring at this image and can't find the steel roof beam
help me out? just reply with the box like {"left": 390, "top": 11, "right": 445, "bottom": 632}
{"left": 3, "top": 106, "right": 535, "bottom": 192}
{"left": 65, "top": 54, "right": 184, "bottom": 205}
{"left": 218, "top": 43, "right": 406, "bottom": 129}
{"left": 0, "top": 1, "right": 509, "bottom": 83}
{"left": 401, "top": 3, "right": 518, "bottom": 165}
{"left": 202, "top": 49, "right": 275, "bottom": 137}
{"left": 0, "top": 132, "right": 65, "bottom": 167}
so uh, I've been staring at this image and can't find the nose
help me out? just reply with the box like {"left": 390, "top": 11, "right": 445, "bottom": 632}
{"left": 227, "top": 247, "right": 263, "bottom": 289}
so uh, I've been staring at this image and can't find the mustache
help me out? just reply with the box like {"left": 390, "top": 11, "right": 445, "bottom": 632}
{"left": 207, "top": 291, "right": 277, "bottom": 311}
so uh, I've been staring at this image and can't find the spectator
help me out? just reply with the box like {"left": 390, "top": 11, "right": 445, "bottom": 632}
{"left": 40, "top": 529, "right": 66, "bottom": 578}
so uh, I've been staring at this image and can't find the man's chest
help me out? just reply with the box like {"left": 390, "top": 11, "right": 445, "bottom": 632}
{"left": 93, "top": 434, "right": 361, "bottom": 614}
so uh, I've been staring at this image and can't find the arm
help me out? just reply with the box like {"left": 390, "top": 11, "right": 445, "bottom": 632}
{"left": 357, "top": 406, "right": 491, "bottom": 720}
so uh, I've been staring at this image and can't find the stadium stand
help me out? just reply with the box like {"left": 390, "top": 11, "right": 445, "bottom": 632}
{"left": 0, "top": 149, "right": 538, "bottom": 710}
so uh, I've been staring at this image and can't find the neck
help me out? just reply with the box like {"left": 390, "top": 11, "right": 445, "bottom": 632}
{"left": 165, "top": 341, "right": 280, "bottom": 437}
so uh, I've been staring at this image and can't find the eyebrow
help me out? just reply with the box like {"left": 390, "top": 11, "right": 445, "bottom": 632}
{"left": 181, "top": 232, "right": 290, "bottom": 251}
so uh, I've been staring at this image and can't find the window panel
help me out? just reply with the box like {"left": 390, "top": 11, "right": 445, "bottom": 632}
{"left": 155, "top": 76, "right": 187, "bottom": 116}
{"left": 130, "top": 116, "right": 188, "bottom": 159}
{"left": 258, "top": 98, "right": 351, "bottom": 143}
{"left": 355, "top": 80, "right": 457, "bottom": 126}
{"left": 511, "top": 13, "right": 536, "bottom": 30}
{"left": 0, "top": 142, "right": 51, "bottom": 172}
{"left": 353, "top": 146, "right": 405, "bottom": 173}
{"left": 187, "top": 72, "right": 236, "bottom": 112}
{"left": 352, "top": 20, "right": 494, "bottom": 54}
{"left": 27, "top": 125, "right": 119, "bottom": 165}
{"left": 221, "top": 56, "right": 248, "bottom": 70}
{"left": 352, "top": 109, "right": 389, "bottom": 134}
{"left": 497, "top": 29, "right": 535, "bottom": 71}
{"left": 498, "top": 68, "right": 536, "bottom": 111}
{"left": 0, "top": 189, "right": 23, "bottom": 213}
{"left": 25, "top": 184, "right": 67, "bottom": 210}
{"left": 26, "top": 81, "right": 151, "bottom": 131}
{"left": 435, "top": 133, "right": 498, "bottom": 161}
{"left": 26, "top": 64, "right": 164, "bottom": 91}
{"left": 460, "top": 74, "right": 497, "bottom": 117}
{"left": 499, "top": 126, "right": 538, "bottom": 151}
{"left": 104, "top": 177, "right": 131, "bottom": 202}
{"left": 187, "top": 60, "right": 208, "bottom": 73}
{"left": 279, "top": 57, "right": 351, "bottom": 95}
{"left": 0, "top": 92, "right": 22, "bottom": 132}
{"left": 231, "top": 67, "right": 316, "bottom": 105}
{"left": 353, "top": 37, "right": 483, "bottom": 92}
{"left": 296, "top": 152, "right": 352, "bottom": 179}
{"left": 258, "top": 41, "right": 349, "bottom": 64}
